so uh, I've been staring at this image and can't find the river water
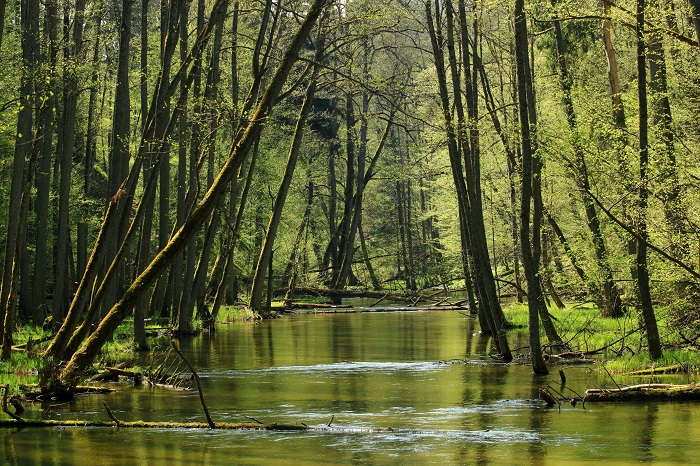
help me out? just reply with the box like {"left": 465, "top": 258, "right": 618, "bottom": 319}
{"left": 2, "top": 310, "right": 700, "bottom": 464}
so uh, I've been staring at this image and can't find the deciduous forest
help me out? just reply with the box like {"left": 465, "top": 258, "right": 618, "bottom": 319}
{"left": 0, "top": 0, "right": 699, "bottom": 394}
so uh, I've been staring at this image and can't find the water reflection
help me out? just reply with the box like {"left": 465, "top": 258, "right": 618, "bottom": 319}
{"left": 3, "top": 311, "right": 700, "bottom": 464}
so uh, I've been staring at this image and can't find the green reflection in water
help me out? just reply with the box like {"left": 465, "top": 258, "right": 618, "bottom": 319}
{"left": 2, "top": 311, "right": 700, "bottom": 465}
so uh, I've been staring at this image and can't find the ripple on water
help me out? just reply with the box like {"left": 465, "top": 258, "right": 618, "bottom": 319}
{"left": 201, "top": 361, "right": 448, "bottom": 377}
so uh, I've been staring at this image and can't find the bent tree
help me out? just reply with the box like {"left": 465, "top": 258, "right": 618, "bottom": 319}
{"left": 44, "top": 0, "right": 331, "bottom": 392}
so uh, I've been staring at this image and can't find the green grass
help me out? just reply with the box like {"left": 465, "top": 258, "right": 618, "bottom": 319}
{"left": 216, "top": 305, "right": 254, "bottom": 322}
{"left": 502, "top": 301, "right": 700, "bottom": 373}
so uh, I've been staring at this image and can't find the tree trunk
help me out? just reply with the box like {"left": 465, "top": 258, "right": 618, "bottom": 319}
{"left": 54, "top": 0, "right": 87, "bottom": 325}
{"left": 134, "top": 0, "right": 152, "bottom": 351}
{"left": 688, "top": 0, "right": 700, "bottom": 43}
{"left": 647, "top": 2, "right": 684, "bottom": 259}
{"left": 1, "top": 0, "right": 39, "bottom": 354}
{"left": 515, "top": 0, "right": 548, "bottom": 374}
{"left": 31, "top": 0, "right": 59, "bottom": 325}
{"left": 635, "top": 0, "right": 662, "bottom": 360}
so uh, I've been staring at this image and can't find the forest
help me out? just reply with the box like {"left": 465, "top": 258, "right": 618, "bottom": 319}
{"left": 0, "top": 0, "right": 699, "bottom": 394}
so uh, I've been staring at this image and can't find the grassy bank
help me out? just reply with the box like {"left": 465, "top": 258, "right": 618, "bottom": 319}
{"left": 503, "top": 301, "right": 700, "bottom": 374}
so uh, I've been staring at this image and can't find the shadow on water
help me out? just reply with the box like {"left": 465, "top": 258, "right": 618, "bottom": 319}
{"left": 3, "top": 311, "right": 700, "bottom": 464}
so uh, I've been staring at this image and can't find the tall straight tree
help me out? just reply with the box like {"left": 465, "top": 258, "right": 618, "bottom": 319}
{"left": 1, "top": 0, "right": 39, "bottom": 356}
{"left": 635, "top": 0, "right": 662, "bottom": 360}
{"left": 424, "top": 0, "right": 513, "bottom": 360}
{"left": 514, "top": 0, "right": 548, "bottom": 374}
{"left": 54, "top": 0, "right": 87, "bottom": 325}
{"left": 31, "top": 0, "right": 59, "bottom": 325}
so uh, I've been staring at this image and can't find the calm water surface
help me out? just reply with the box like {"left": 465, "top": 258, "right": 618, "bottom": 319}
{"left": 2, "top": 311, "right": 699, "bottom": 464}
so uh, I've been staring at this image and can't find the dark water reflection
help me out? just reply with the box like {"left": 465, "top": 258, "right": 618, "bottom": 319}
{"left": 2, "top": 311, "right": 700, "bottom": 464}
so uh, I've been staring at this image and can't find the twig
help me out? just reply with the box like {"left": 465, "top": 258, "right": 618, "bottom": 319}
{"left": 103, "top": 401, "right": 121, "bottom": 427}
{"left": 369, "top": 295, "right": 388, "bottom": 307}
{"left": 327, "top": 414, "right": 334, "bottom": 427}
{"left": 171, "top": 339, "right": 215, "bottom": 428}
{"left": 245, "top": 416, "right": 264, "bottom": 424}
{"left": 600, "top": 362, "right": 622, "bottom": 391}
{"left": 582, "top": 326, "right": 644, "bottom": 355}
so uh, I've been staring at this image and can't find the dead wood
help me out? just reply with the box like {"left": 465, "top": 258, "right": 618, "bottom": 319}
{"left": 301, "top": 305, "right": 467, "bottom": 314}
{"left": 287, "top": 286, "right": 426, "bottom": 303}
{"left": 288, "top": 302, "right": 351, "bottom": 309}
{"left": 171, "top": 339, "right": 214, "bottom": 428}
{"left": 11, "top": 333, "right": 56, "bottom": 352}
{"left": 584, "top": 383, "right": 700, "bottom": 401}
{"left": 627, "top": 364, "right": 688, "bottom": 376}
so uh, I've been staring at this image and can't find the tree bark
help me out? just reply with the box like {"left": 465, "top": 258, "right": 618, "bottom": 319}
{"left": 31, "top": 0, "right": 59, "bottom": 325}
{"left": 515, "top": 0, "right": 548, "bottom": 374}
{"left": 552, "top": 7, "right": 624, "bottom": 318}
{"left": 635, "top": 0, "right": 662, "bottom": 360}
{"left": 1, "top": 0, "right": 39, "bottom": 355}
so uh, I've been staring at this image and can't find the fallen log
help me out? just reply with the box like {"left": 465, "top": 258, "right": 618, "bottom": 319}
{"left": 286, "top": 286, "right": 426, "bottom": 303}
{"left": 302, "top": 305, "right": 468, "bottom": 314}
{"left": 289, "top": 302, "right": 352, "bottom": 309}
{"left": 584, "top": 383, "right": 700, "bottom": 402}
{"left": 627, "top": 364, "right": 688, "bottom": 376}
{"left": 0, "top": 418, "right": 311, "bottom": 430}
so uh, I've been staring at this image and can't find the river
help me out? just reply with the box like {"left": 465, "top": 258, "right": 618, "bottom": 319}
{"left": 2, "top": 310, "right": 699, "bottom": 464}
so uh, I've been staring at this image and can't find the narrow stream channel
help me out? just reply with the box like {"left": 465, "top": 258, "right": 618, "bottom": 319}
{"left": 2, "top": 311, "right": 699, "bottom": 464}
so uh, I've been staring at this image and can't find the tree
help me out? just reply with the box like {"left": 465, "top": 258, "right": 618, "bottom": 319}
{"left": 635, "top": 0, "right": 662, "bottom": 360}
{"left": 515, "top": 0, "right": 548, "bottom": 374}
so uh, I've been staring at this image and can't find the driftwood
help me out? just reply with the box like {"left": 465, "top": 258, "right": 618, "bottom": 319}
{"left": 627, "top": 364, "right": 688, "bottom": 376}
{"left": 0, "top": 418, "right": 312, "bottom": 430}
{"left": 584, "top": 383, "right": 700, "bottom": 401}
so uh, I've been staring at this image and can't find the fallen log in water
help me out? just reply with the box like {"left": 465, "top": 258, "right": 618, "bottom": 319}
{"left": 584, "top": 383, "right": 700, "bottom": 402}
{"left": 0, "top": 418, "right": 311, "bottom": 430}
{"left": 302, "top": 305, "right": 468, "bottom": 314}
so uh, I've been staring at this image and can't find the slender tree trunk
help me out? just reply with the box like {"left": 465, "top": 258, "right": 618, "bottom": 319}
{"left": 31, "top": 0, "right": 59, "bottom": 325}
{"left": 515, "top": 0, "right": 548, "bottom": 374}
{"left": 190, "top": 7, "right": 227, "bottom": 323}
{"left": 688, "top": 0, "right": 700, "bottom": 42}
{"left": 635, "top": 0, "right": 662, "bottom": 360}
{"left": 0, "top": 0, "right": 6, "bottom": 51}
{"left": 55, "top": 0, "right": 87, "bottom": 325}
{"left": 647, "top": 2, "right": 684, "bottom": 259}
{"left": 134, "top": 0, "right": 151, "bottom": 351}
{"left": 1, "top": 0, "right": 39, "bottom": 356}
